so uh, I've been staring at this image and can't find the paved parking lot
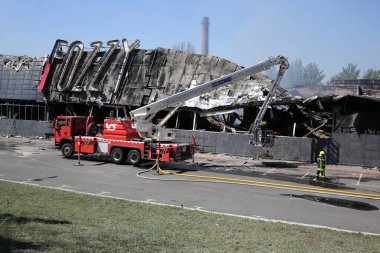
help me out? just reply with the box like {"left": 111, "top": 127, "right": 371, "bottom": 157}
{"left": 1, "top": 137, "right": 380, "bottom": 234}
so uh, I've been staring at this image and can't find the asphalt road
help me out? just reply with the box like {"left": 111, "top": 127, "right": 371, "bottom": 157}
{"left": 0, "top": 138, "right": 379, "bottom": 234}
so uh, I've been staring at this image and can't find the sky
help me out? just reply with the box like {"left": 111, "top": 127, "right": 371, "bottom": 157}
{"left": 0, "top": 0, "right": 379, "bottom": 81}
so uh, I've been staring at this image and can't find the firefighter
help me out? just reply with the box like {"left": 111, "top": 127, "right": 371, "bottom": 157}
{"left": 316, "top": 151, "right": 326, "bottom": 180}
{"left": 260, "top": 121, "right": 272, "bottom": 146}
{"left": 260, "top": 120, "right": 268, "bottom": 129}
{"left": 109, "top": 110, "right": 115, "bottom": 119}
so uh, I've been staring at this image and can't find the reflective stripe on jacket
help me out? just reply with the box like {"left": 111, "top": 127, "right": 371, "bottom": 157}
{"left": 317, "top": 156, "right": 325, "bottom": 171}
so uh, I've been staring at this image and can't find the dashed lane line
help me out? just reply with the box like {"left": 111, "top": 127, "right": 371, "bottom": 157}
{"left": 356, "top": 173, "right": 363, "bottom": 185}
{"left": 263, "top": 168, "right": 275, "bottom": 175}
{"left": 301, "top": 172, "right": 310, "bottom": 179}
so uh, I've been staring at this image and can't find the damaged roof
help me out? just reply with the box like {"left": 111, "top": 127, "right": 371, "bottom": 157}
{"left": 0, "top": 54, "right": 45, "bottom": 101}
{"left": 39, "top": 39, "right": 299, "bottom": 111}
{"left": 303, "top": 94, "right": 380, "bottom": 112}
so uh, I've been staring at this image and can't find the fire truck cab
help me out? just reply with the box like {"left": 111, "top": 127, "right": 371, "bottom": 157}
{"left": 54, "top": 116, "right": 94, "bottom": 148}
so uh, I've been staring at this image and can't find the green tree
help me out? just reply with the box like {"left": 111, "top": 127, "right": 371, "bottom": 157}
{"left": 302, "top": 63, "right": 325, "bottom": 86}
{"left": 362, "top": 68, "right": 380, "bottom": 79}
{"left": 283, "top": 58, "right": 304, "bottom": 87}
{"left": 331, "top": 63, "right": 360, "bottom": 81}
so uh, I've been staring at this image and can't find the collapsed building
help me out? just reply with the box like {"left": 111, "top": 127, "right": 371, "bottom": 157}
{"left": 0, "top": 39, "right": 379, "bottom": 166}
{"left": 288, "top": 80, "right": 380, "bottom": 98}
{"left": 38, "top": 39, "right": 301, "bottom": 133}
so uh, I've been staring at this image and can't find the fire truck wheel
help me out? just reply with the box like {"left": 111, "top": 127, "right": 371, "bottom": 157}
{"left": 111, "top": 148, "right": 124, "bottom": 164}
{"left": 61, "top": 143, "right": 74, "bottom": 158}
{"left": 127, "top": 150, "right": 141, "bottom": 165}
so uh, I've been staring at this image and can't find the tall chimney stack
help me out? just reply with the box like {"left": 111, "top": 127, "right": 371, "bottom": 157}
{"left": 201, "top": 17, "right": 209, "bottom": 55}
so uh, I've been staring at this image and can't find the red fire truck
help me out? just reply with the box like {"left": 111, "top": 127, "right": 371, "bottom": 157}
{"left": 54, "top": 116, "right": 193, "bottom": 165}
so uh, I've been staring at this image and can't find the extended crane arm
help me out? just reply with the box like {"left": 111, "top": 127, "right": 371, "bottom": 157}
{"left": 130, "top": 55, "right": 288, "bottom": 119}
{"left": 247, "top": 57, "right": 288, "bottom": 146}
{"left": 129, "top": 55, "right": 288, "bottom": 141}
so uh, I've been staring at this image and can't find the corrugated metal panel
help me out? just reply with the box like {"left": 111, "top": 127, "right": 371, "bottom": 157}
{"left": 0, "top": 56, "right": 44, "bottom": 101}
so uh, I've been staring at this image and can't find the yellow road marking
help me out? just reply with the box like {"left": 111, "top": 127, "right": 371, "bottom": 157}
{"left": 158, "top": 168, "right": 380, "bottom": 199}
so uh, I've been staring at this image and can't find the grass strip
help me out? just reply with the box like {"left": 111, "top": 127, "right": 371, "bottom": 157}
{"left": 0, "top": 181, "right": 379, "bottom": 253}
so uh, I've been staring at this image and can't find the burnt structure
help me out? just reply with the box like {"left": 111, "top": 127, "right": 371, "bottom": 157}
{"left": 0, "top": 55, "right": 51, "bottom": 136}
{"left": 304, "top": 95, "right": 380, "bottom": 135}
{"left": 39, "top": 39, "right": 301, "bottom": 132}
{"left": 40, "top": 39, "right": 296, "bottom": 107}
{"left": 288, "top": 80, "right": 380, "bottom": 98}
{"left": 0, "top": 55, "right": 46, "bottom": 118}
{"left": 1, "top": 38, "right": 379, "bottom": 166}
{"left": 332, "top": 80, "right": 380, "bottom": 97}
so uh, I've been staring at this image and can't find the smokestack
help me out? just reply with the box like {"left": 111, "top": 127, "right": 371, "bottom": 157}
{"left": 201, "top": 17, "right": 209, "bottom": 55}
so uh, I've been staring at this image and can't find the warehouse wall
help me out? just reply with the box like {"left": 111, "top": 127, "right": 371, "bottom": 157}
{"left": 173, "top": 130, "right": 325, "bottom": 162}
{"left": 173, "top": 130, "right": 380, "bottom": 167}
{"left": 1, "top": 123, "right": 378, "bottom": 167}
{"left": 0, "top": 119, "right": 52, "bottom": 137}
{"left": 332, "top": 133, "right": 380, "bottom": 167}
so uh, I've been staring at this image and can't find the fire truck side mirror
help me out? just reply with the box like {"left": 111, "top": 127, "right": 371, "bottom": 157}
{"left": 54, "top": 120, "right": 59, "bottom": 130}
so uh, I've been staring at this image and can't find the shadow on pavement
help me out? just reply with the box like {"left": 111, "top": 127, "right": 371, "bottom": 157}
{"left": 31, "top": 175, "right": 58, "bottom": 182}
{"left": 282, "top": 194, "right": 379, "bottom": 211}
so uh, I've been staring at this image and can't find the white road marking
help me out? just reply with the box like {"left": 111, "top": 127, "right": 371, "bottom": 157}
{"left": 263, "top": 168, "right": 275, "bottom": 175}
{"left": 194, "top": 206, "right": 204, "bottom": 211}
{"left": 251, "top": 215, "right": 265, "bottom": 219}
{"left": 251, "top": 194, "right": 281, "bottom": 200}
{"left": 356, "top": 173, "right": 363, "bottom": 185}
{"left": 146, "top": 199, "right": 156, "bottom": 202}
{"left": 301, "top": 172, "right": 310, "bottom": 179}
{"left": 97, "top": 191, "right": 111, "bottom": 195}
{"left": 57, "top": 185, "right": 71, "bottom": 189}
{"left": 0, "top": 178, "right": 379, "bottom": 236}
